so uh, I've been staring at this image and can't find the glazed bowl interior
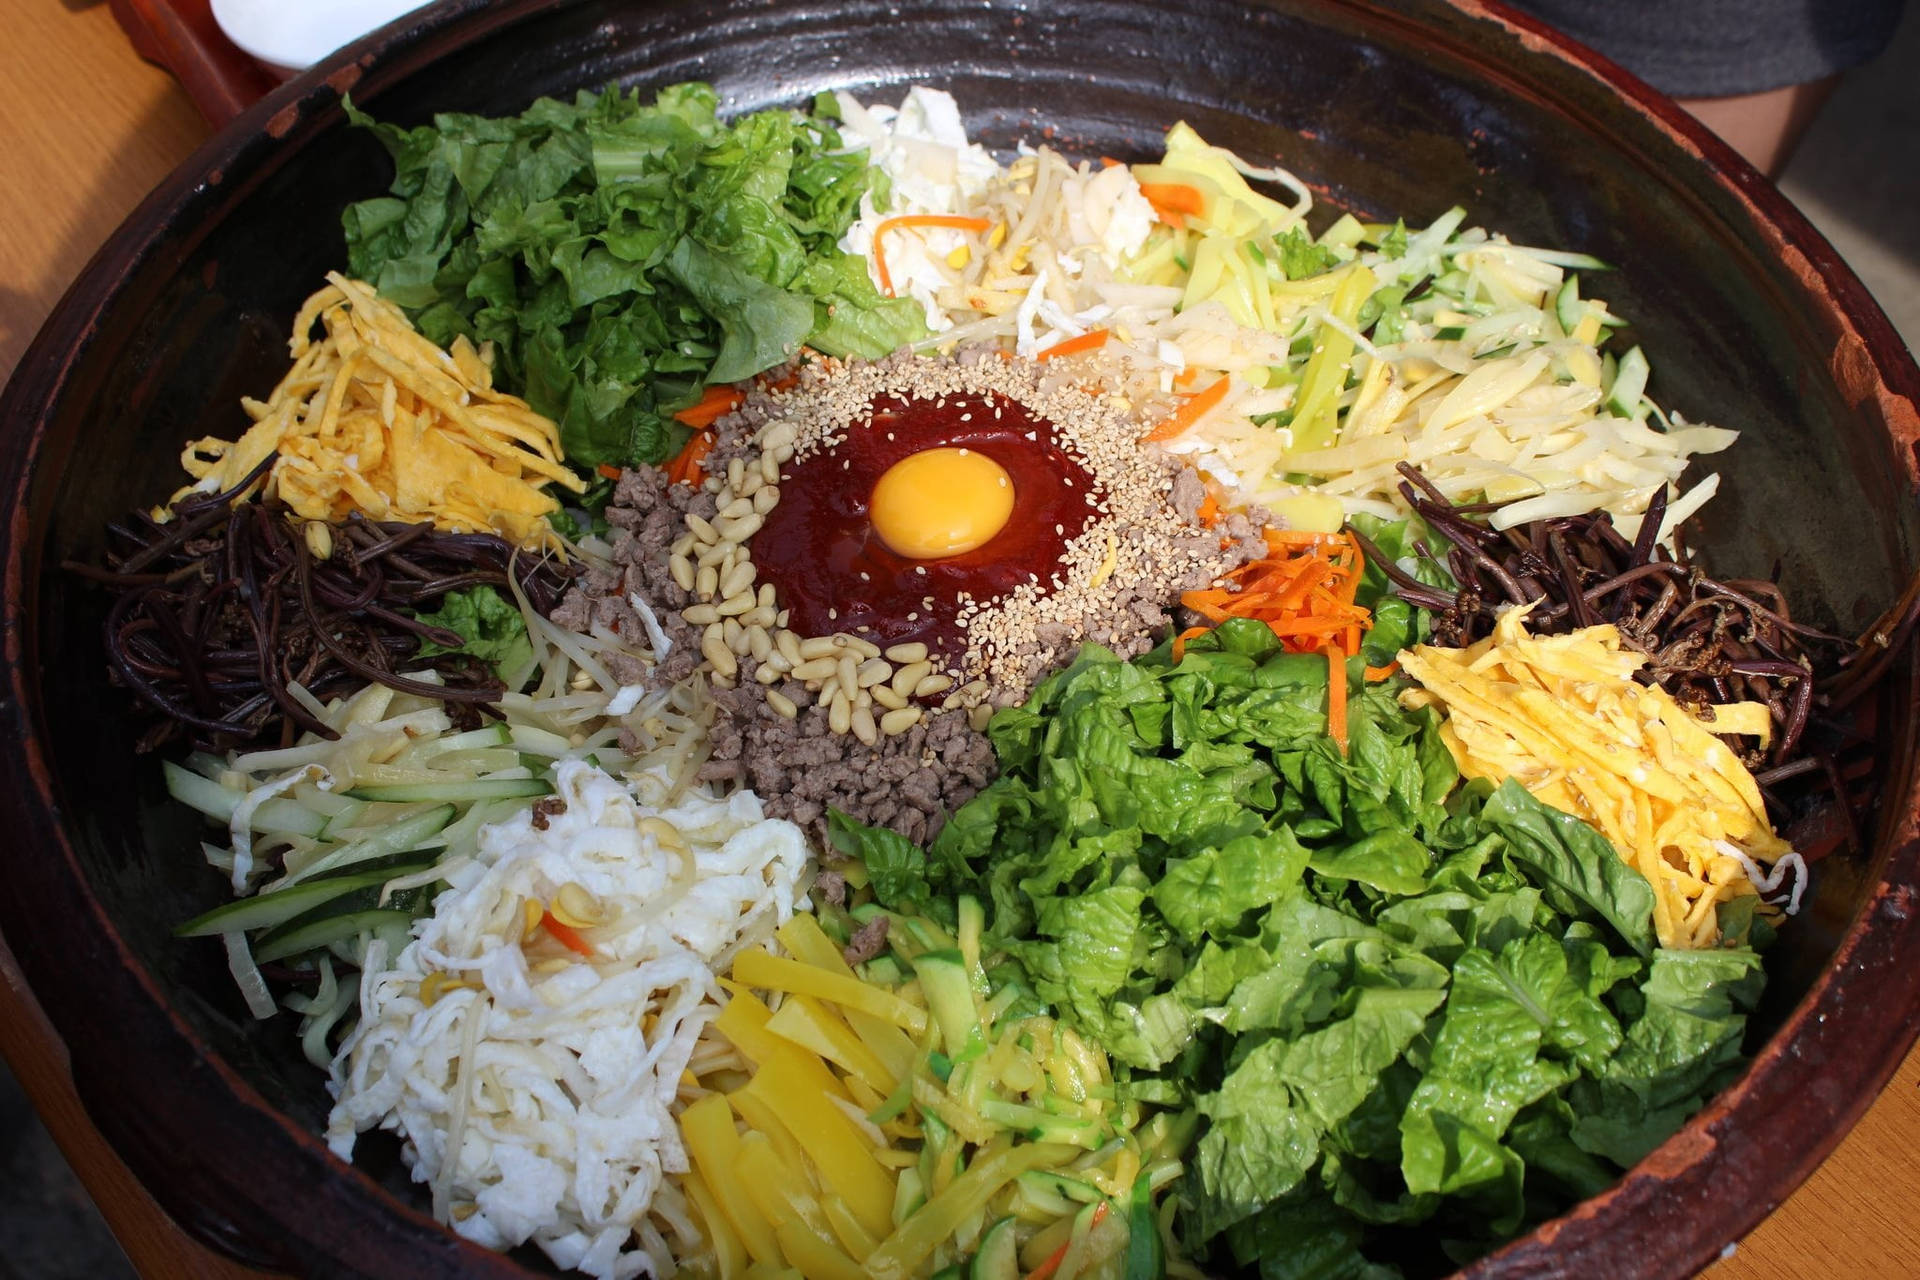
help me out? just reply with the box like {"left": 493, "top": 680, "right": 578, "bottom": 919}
{"left": 5, "top": 0, "right": 1918, "bottom": 1276}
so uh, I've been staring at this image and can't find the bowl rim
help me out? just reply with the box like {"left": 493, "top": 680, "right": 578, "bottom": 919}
{"left": 3, "top": 0, "right": 1919, "bottom": 1274}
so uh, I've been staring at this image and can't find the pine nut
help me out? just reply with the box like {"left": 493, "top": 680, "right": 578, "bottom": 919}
{"left": 843, "top": 635, "right": 881, "bottom": 660}
{"left": 717, "top": 513, "right": 764, "bottom": 543}
{"left": 829, "top": 691, "right": 853, "bottom": 735}
{"left": 914, "top": 673, "right": 954, "bottom": 698}
{"left": 871, "top": 684, "right": 908, "bottom": 711}
{"left": 776, "top": 630, "right": 804, "bottom": 665}
{"left": 758, "top": 582, "right": 777, "bottom": 608}
{"left": 856, "top": 658, "right": 893, "bottom": 688}
{"left": 753, "top": 485, "right": 779, "bottom": 514}
{"left": 759, "top": 421, "right": 796, "bottom": 452}
{"left": 718, "top": 496, "right": 754, "bottom": 520}
{"left": 745, "top": 606, "right": 777, "bottom": 629}
{"left": 776, "top": 609, "right": 790, "bottom": 628}
{"left": 723, "top": 616, "right": 747, "bottom": 653}
{"left": 850, "top": 702, "right": 877, "bottom": 745}
{"left": 669, "top": 554, "right": 696, "bottom": 592}
{"left": 892, "top": 660, "right": 933, "bottom": 698}
{"left": 756, "top": 662, "right": 783, "bottom": 685}
{"left": 727, "top": 457, "right": 745, "bottom": 492}
{"left": 968, "top": 704, "right": 994, "bottom": 731}
{"left": 772, "top": 444, "right": 795, "bottom": 464}
{"left": 818, "top": 676, "right": 841, "bottom": 705}
{"left": 682, "top": 604, "right": 720, "bottom": 626}
{"left": 799, "top": 637, "right": 840, "bottom": 660}
{"left": 697, "top": 542, "right": 729, "bottom": 569}
{"left": 720, "top": 561, "right": 756, "bottom": 599}
{"left": 695, "top": 565, "right": 718, "bottom": 598}
{"left": 884, "top": 642, "right": 928, "bottom": 664}
{"left": 766, "top": 690, "right": 798, "bottom": 719}
{"left": 686, "top": 513, "right": 720, "bottom": 544}
{"left": 670, "top": 533, "right": 696, "bottom": 557}
{"left": 761, "top": 452, "right": 780, "bottom": 484}
{"left": 748, "top": 627, "right": 772, "bottom": 662}
{"left": 790, "top": 657, "right": 838, "bottom": 682}
{"left": 836, "top": 654, "right": 859, "bottom": 694}
{"left": 716, "top": 591, "right": 755, "bottom": 618}
{"left": 639, "top": 817, "right": 689, "bottom": 855}
{"left": 880, "top": 706, "right": 922, "bottom": 736}
{"left": 762, "top": 649, "right": 793, "bottom": 673}
{"left": 701, "top": 630, "right": 738, "bottom": 678}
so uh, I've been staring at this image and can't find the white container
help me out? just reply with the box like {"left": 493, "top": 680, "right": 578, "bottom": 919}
{"left": 211, "top": 0, "right": 437, "bottom": 78}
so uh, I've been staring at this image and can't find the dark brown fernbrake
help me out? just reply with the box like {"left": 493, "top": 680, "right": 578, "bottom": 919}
{"left": 0, "top": 1, "right": 1917, "bottom": 1278}
{"left": 73, "top": 474, "right": 575, "bottom": 751}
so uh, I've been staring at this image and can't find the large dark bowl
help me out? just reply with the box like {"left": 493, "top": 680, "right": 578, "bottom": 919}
{"left": 4, "top": 0, "right": 1919, "bottom": 1275}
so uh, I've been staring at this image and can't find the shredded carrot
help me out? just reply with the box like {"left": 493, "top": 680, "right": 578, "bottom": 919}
{"left": 1364, "top": 659, "right": 1400, "bottom": 681}
{"left": 673, "top": 384, "right": 746, "bottom": 430}
{"left": 1174, "top": 528, "right": 1373, "bottom": 709}
{"left": 873, "top": 215, "right": 993, "bottom": 296}
{"left": 664, "top": 429, "right": 715, "bottom": 487}
{"left": 1173, "top": 367, "right": 1200, "bottom": 388}
{"left": 1142, "top": 376, "right": 1231, "bottom": 442}
{"left": 1138, "top": 181, "right": 1206, "bottom": 228}
{"left": 1099, "top": 156, "right": 1123, "bottom": 168}
{"left": 1026, "top": 1202, "right": 1111, "bottom": 1280}
{"left": 1195, "top": 491, "right": 1220, "bottom": 527}
{"left": 540, "top": 911, "right": 596, "bottom": 958}
{"left": 1035, "top": 329, "right": 1111, "bottom": 361}
{"left": 1327, "top": 644, "right": 1349, "bottom": 753}
{"left": 595, "top": 463, "right": 622, "bottom": 482}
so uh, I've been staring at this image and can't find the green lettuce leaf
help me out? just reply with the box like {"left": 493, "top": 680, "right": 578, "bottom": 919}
{"left": 342, "top": 84, "right": 927, "bottom": 468}
{"left": 411, "top": 585, "right": 531, "bottom": 679}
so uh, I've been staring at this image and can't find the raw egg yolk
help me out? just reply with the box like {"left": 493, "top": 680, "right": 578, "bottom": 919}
{"left": 869, "top": 447, "right": 1015, "bottom": 559}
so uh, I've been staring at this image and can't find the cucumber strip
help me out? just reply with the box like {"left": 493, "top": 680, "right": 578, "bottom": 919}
{"left": 1606, "top": 344, "right": 1649, "bottom": 418}
{"left": 913, "top": 949, "right": 984, "bottom": 1060}
{"left": 176, "top": 859, "right": 436, "bottom": 937}
{"left": 164, "top": 761, "right": 329, "bottom": 837}
{"left": 1554, "top": 275, "right": 1583, "bottom": 334}
{"left": 254, "top": 909, "right": 417, "bottom": 966}
{"left": 1017, "top": 1169, "right": 1107, "bottom": 1205}
{"left": 509, "top": 723, "right": 575, "bottom": 756}
{"left": 1124, "top": 1169, "right": 1163, "bottom": 1280}
{"left": 969, "top": 1217, "right": 1020, "bottom": 1280}
{"left": 416, "top": 725, "right": 512, "bottom": 756}
{"left": 318, "top": 799, "right": 372, "bottom": 840}
{"left": 344, "top": 777, "right": 552, "bottom": 804}
{"left": 275, "top": 803, "right": 456, "bottom": 888}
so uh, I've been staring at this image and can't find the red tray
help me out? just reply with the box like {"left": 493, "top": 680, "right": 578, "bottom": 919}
{"left": 109, "top": 0, "right": 278, "bottom": 126}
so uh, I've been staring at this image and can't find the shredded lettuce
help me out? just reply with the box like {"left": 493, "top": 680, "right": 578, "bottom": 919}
{"left": 840, "top": 584, "right": 1762, "bottom": 1275}
{"left": 342, "top": 84, "right": 926, "bottom": 468}
{"left": 413, "top": 585, "right": 533, "bottom": 679}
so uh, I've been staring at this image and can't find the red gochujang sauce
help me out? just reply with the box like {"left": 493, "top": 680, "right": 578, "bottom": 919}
{"left": 751, "top": 391, "right": 1100, "bottom": 656}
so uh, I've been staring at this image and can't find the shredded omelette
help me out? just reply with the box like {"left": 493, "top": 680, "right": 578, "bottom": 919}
{"left": 1398, "top": 604, "right": 1793, "bottom": 949}
{"left": 165, "top": 273, "right": 582, "bottom": 549}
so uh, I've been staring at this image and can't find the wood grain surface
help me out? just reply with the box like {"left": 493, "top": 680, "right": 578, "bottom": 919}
{"left": 0, "top": 1, "right": 1915, "bottom": 1276}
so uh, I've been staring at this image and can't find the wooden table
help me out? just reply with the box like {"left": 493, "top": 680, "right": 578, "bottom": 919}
{"left": 2, "top": 1, "right": 1917, "bottom": 1276}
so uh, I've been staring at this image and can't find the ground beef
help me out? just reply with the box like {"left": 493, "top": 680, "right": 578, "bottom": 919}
{"left": 815, "top": 869, "right": 847, "bottom": 907}
{"left": 695, "top": 682, "right": 995, "bottom": 845}
{"left": 554, "top": 468, "right": 715, "bottom": 692}
{"left": 842, "top": 915, "right": 891, "bottom": 967}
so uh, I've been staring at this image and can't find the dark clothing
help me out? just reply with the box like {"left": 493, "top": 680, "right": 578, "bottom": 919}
{"left": 1504, "top": 0, "right": 1907, "bottom": 96}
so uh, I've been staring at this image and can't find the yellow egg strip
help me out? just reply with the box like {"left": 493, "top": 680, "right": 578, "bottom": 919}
{"left": 1398, "top": 604, "right": 1789, "bottom": 949}
{"left": 165, "top": 272, "right": 583, "bottom": 549}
